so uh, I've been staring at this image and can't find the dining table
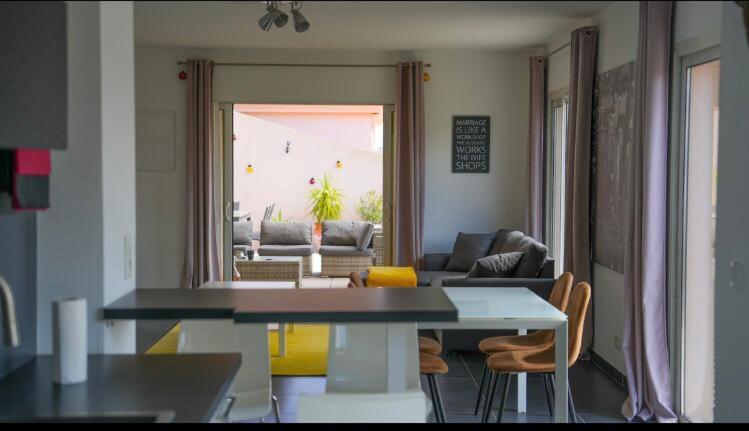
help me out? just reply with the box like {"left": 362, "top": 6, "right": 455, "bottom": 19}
{"left": 419, "top": 287, "right": 570, "bottom": 423}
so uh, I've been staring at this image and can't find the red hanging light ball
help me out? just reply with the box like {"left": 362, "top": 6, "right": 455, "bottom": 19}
{"left": 309, "top": 177, "right": 316, "bottom": 185}
{"left": 178, "top": 71, "right": 187, "bottom": 80}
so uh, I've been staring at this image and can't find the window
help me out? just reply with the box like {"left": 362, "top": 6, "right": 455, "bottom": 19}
{"left": 546, "top": 94, "right": 569, "bottom": 275}
{"left": 674, "top": 51, "right": 720, "bottom": 423}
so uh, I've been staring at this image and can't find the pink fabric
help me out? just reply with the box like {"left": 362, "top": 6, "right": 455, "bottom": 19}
{"left": 181, "top": 59, "right": 220, "bottom": 289}
{"left": 564, "top": 26, "right": 598, "bottom": 352}
{"left": 14, "top": 149, "right": 51, "bottom": 175}
{"left": 621, "top": 1, "right": 677, "bottom": 423}
{"left": 525, "top": 56, "right": 546, "bottom": 241}
{"left": 394, "top": 62, "right": 426, "bottom": 269}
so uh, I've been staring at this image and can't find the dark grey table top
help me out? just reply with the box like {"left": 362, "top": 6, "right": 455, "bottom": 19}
{"left": 102, "top": 287, "right": 458, "bottom": 323}
{"left": 0, "top": 354, "right": 240, "bottom": 423}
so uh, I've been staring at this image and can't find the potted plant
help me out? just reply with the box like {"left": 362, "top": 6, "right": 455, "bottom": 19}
{"left": 307, "top": 173, "right": 344, "bottom": 235}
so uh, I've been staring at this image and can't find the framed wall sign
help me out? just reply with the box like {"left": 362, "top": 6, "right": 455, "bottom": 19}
{"left": 452, "top": 115, "right": 490, "bottom": 173}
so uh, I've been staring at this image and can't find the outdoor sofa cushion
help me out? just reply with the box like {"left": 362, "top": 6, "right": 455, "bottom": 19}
{"left": 318, "top": 245, "right": 374, "bottom": 257}
{"left": 233, "top": 221, "right": 253, "bottom": 246}
{"left": 356, "top": 223, "right": 375, "bottom": 250}
{"left": 321, "top": 221, "right": 371, "bottom": 246}
{"left": 258, "top": 244, "right": 313, "bottom": 257}
{"left": 444, "top": 232, "right": 497, "bottom": 272}
{"left": 260, "top": 221, "right": 312, "bottom": 245}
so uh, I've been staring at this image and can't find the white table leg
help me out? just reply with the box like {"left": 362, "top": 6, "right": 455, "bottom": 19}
{"left": 277, "top": 323, "right": 286, "bottom": 357}
{"left": 386, "top": 323, "right": 409, "bottom": 393}
{"left": 554, "top": 321, "right": 568, "bottom": 423}
{"left": 517, "top": 328, "right": 527, "bottom": 414}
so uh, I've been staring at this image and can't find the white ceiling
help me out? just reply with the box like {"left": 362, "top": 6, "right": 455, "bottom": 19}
{"left": 134, "top": 1, "right": 610, "bottom": 51}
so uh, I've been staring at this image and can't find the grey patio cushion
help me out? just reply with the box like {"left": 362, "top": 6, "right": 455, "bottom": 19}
{"left": 318, "top": 245, "right": 374, "bottom": 257}
{"left": 258, "top": 244, "right": 313, "bottom": 257}
{"left": 260, "top": 221, "right": 312, "bottom": 245}
{"left": 321, "top": 221, "right": 370, "bottom": 246}
{"left": 417, "top": 270, "right": 467, "bottom": 287}
{"left": 497, "top": 230, "right": 526, "bottom": 253}
{"left": 233, "top": 221, "right": 253, "bottom": 246}
{"left": 467, "top": 252, "right": 524, "bottom": 278}
{"left": 356, "top": 223, "right": 375, "bottom": 250}
{"left": 512, "top": 238, "right": 549, "bottom": 278}
{"left": 444, "top": 232, "right": 497, "bottom": 272}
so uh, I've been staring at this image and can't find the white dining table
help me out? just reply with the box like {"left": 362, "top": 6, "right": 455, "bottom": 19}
{"left": 200, "top": 280, "right": 295, "bottom": 357}
{"left": 419, "top": 287, "right": 569, "bottom": 423}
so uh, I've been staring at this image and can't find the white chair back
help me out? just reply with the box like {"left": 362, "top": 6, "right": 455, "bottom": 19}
{"left": 297, "top": 390, "right": 427, "bottom": 423}
{"left": 178, "top": 320, "right": 271, "bottom": 420}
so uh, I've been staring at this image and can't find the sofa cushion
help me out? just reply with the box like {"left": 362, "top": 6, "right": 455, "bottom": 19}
{"left": 260, "top": 221, "right": 312, "bottom": 245}
{"left": 444, "top": 232, "right": 497, "bottom": 272}
{"left": 258, "top": 244, "right": 313, "bottom": 257}
{"left": 497, "top": 230, "right": 526, "bottom": 254}
{"left": 467, "top": 252, "right": 524, "bottom": 278}
{"left": 417, "top": 270, "right": 467, "bottom": 287}
{"left": 487, "top": 229, "right": 511, "bottom": 256}
{"left": 319, "top": 245, "right": 374, "bottom": 257}
{"left": 512, "top": 238, "right": 549, "bottom": 278}
{"left": 321, "top": 221, "right": 370, "bottom": 246}
{"left": 233, "top": 221, "right": 253, "bottom": 246}
{"left": 356, "top": 223, "right": 375, "bottom": 250}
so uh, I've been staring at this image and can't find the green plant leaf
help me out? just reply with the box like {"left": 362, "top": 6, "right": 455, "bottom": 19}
{"left": 307, "top": 173, "right": 344, "bottom": 223}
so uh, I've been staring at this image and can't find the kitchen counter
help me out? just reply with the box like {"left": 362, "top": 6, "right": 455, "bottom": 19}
{"left": 0, "top": 354, "right": 240, "bottom": 423}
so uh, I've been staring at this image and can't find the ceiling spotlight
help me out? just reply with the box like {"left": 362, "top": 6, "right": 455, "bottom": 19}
{"left": 258, "top": 3, "right": 287, "bottom": 31}
{"left": 291, "top": 2, "right": 309, "bottom": 33}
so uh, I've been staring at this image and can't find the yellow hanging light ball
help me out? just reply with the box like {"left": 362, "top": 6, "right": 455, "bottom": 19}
{"left": 336, "top": 159, "right": 343, "bottom": 169}
{"left": 423, "top": 71, "right": 431, "bottom": 82}
{"left": 246, "top": 164, "right": 254, "bottom": 174}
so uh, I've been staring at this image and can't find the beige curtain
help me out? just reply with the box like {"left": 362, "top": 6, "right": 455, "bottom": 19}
{"left": 563, "top": 27, "right": 598, "bottom": 352}
{"left": 394, "top": 61, "right": 426, "bottom": 269}
{"left": 181, "top": 59, "right": 220, "bottom": 289}
{"left": 621, "top": 1, "right": 677, "bottom": 422}
{"left": 525, "top": 56, "right": 547, "bottom": 241}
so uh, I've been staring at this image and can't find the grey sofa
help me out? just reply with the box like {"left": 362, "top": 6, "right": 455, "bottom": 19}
{"left": 419, "top": 229, "right": 556, "bottom": 352}
{"left": 319, "top": 221, "right": 375, "bottom": 277}
{"left": 257, "top": 221, "right": 314, "bottom": 276}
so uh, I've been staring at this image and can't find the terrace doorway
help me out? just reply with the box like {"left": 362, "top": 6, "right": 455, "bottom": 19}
{"left": 217, "top": 103, "right": 395, "bottom": 280}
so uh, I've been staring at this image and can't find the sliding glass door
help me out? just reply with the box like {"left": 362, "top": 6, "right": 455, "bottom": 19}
{"left": 673, "top": 47, "right": 720, "bottom": 423}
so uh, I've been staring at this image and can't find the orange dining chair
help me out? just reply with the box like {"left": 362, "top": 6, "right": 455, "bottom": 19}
{"left": 481, "top": 282, "right": 591, "bottom": 423}
{"left": 474, "top": 272, "right": 574, "bottom": 415}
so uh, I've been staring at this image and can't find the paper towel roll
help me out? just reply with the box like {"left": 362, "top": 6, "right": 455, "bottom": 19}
{"left": 52, "top": 297, "right": 87, "bottom": 385}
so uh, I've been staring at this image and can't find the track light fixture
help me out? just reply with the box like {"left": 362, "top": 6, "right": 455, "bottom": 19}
{"left": 259, "top": 1, "right": 309, "bottom": 33}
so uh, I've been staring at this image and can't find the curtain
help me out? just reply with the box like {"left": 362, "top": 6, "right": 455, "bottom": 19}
{"left": 563, "top": 27, "right": 597, "bottom": 352}
{"left": 525, "top": 56, "right": 546, "bottom": 241}
{"left": 181, "top": 59, "right": 220, "bottom": 289}
{"left": 394, "top": 61, "right": 426, "bottom": 269}
{"left": 621, "top": 1, "right": 677, "bottom": 422}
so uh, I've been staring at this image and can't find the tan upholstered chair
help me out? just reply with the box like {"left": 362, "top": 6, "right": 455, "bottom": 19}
{"left": 481, "top": 282, "right": 591, "bottom": 423}
{"left": 473, "top": 272, "right": 574, "bottom": 415}
{"left": 420, "top": 352, "right": 449, "bottom": 423}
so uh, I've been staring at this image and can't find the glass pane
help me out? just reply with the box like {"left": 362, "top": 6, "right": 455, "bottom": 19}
{"left": 683, "top": 59, "right": 720, "bottom": 423}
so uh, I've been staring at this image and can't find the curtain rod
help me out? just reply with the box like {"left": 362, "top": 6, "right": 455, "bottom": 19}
{"left": 176, "top": 61, "right": 431, "bottom": 68}
{"left": 545, "top": 42, "right": 571, "bottom": 59}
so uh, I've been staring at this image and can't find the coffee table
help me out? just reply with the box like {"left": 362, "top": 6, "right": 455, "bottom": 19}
{"left": 234, "top": 255, "right": 302, "bottom": 287}
{"left": 201, "top": 280, "right": 296, "bottom": 357}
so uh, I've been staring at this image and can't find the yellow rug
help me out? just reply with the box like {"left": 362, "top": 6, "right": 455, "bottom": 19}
{"left": 145, "top": 323, "right": 329, "bottom": 376}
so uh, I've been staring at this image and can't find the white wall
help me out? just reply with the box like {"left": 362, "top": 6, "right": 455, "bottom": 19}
{"left": 136, "top": 47, "right": 531, "bottom": 287}
{"left": 36, "top": 1, "right": 136, "bottom": 354}
{"left": 414, "top": 49, "right": 531, "bottom": 253}
{"left": 714, "top": 1, "right": 749, "bottom": 422}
